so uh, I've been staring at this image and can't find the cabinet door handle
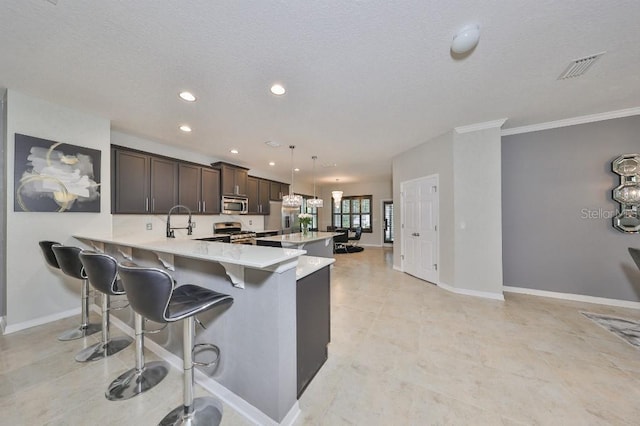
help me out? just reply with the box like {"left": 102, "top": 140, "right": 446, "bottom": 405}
{"left": 202, "top": 200, "right": 206, "bottom": 212}
{"left": 145, "top": 197, "right": 149, "bottom": 212}
{"left": 152, "top": 198, "right": 155, "bottom": 212}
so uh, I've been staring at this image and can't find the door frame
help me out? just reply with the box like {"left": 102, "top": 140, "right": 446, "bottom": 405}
{"left": 400, "top": 174, "right": 439, "bottom": 284}
{"left": 381, "top": 199, "right": 393, "bottom": 246}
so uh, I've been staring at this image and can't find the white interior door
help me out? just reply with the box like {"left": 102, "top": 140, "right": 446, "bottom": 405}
{"left": 402, "top": 175, "right": 439, "bottom": 283}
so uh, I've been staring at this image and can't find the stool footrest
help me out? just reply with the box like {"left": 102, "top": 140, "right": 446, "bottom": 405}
{"left": 192, "top": 343, "right": 220, "bottom": 368}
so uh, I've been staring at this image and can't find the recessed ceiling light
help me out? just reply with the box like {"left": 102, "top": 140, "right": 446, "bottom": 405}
{"left": 294, "top": 168, "right": 300, "bottom": 172}
{"left": 265, "top": 140, "right": 281, "bottom": 148}
{"left": 230, "top": 149, "right": 239, "bottom": 154}
{"left": 179, "top": 125, "right": 192, "bottom": 132}
{"left": 269, "top": 162, "right": 275, "bottom": 166}
{"left": 270, "top": 84, "right": 286, "bottom": 96}
{"left": 179, "top": 91, "right": 196, "bottom": 102}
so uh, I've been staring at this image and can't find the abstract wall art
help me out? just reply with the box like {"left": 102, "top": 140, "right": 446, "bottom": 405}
{"left": 14, "top": 133, "right": 101, "bottom": 212}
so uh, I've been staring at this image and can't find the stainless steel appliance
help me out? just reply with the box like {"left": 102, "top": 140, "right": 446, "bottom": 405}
{"left": 214, "top": 222, "right": 256, "bottom": 244}
{"left": 266, "top": 201, "right": 299, "bottom": 234}
{"left": 221, "top": 196, "right": 248, "bottom": 215}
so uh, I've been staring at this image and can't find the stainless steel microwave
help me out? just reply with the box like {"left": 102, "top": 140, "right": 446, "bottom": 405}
{"left": 221, "top": 196, "right": 248, "bottom": 215}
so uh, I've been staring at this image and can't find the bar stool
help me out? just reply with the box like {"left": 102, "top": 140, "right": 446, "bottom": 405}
{"left": 51, "top": 244, "right": 101, "bottom": 341}
{"left": 75, "top": 251, "right": 132, "bottom": 362}
{"left": 118, "top": 263, "right": 233, "bottom": 426}
{"left": 39, "top": 240, "right": 61, "bottom": 270}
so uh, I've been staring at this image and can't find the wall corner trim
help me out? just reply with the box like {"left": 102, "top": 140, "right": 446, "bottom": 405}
{"left": 455, "top": 118, "right": 508, "bottom": 134}
{"left": 0, "top": 317, "right": 6, "bottom": 334}
{"left": 503, "top": 286, "right": 640, "bottom": 310}
{"left": 501, "top": 106, "right": 640, "bottom": 136}
{"left": 438, "top": 281, "right": 505, "bottom": 301}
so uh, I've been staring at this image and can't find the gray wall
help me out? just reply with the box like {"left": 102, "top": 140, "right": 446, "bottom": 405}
{"left": 502, "top": 115, "right": 640, "bottom": 301}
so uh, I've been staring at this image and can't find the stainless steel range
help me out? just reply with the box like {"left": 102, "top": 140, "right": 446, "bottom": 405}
{"left": 214, "top": 222, "right": 256, "bottom": 244}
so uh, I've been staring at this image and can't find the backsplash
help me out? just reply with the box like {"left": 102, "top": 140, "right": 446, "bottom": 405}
{"left": 112, "top": 214, "right": 266, "bottom": 239}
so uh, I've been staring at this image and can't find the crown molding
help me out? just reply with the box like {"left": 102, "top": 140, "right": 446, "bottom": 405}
{"left": 501, "top": 106, "right": 640, "bottom": 136}
{"left": 454, "top": 118, "right": 508, "bottom": 134}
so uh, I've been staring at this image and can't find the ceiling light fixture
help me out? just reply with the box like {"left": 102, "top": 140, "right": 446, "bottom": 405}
{"left": 282, "top": 145, "right": 303, "bottom": 209}
{"left": 307, "top": 156, "right": 324, "bottom": 208}
{"left": 451, "top": 24, "right": 480, "bottom": 54}
{"left": 332, "top": 179, "right": 343, "bottom": 209}
{"left": 230, "top": 149, "right": 239, "bottom": 154}
{"left": 265, "top": 140, "right": 281, "bottom": 148}
{"left": 178, "top": 91, "right": 196, "bottom": 102}
{"left": 179, "top": 125, "right": 192, "bottom": 132}
{"left": 270, "top": 84, "right": 286, "bottom": 96}
{"left": 269, "top": 161, "right": 275, "bottom": 166}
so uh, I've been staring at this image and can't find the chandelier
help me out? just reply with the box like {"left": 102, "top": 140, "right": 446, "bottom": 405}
{"left": 332, "top": 179, "right": 343, "bottom": 208}
{"left": 282, "top": 145, "right": 303, "bottom": 208}
{"left": 307, "top": 156, "right": 324, "bottom": 208}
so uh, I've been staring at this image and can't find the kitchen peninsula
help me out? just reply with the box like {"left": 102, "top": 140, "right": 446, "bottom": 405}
{"left": 73, "top": 233, "right": 334, "bottom": 425}
{"left": 256, "top": 231, "right": 341, "bottom": 258}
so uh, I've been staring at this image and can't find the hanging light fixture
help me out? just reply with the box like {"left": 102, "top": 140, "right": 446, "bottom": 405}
{"left": 307, "top": 156, "right": 324, "bottom": 208}
{"left": 332, "top": 179, "right": 343, "bottom": 208}
{"left": 282, "top": 145, "right": 303, "bottom": 208}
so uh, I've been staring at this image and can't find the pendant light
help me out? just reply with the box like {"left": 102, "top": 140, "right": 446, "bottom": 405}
{"left": 307, "top": 156, "right": 324, "bottom": 208}
{"left": 282, "top": 145, "right": 303, "bottom": 208}
{"left": 332, "top": 179, "right": 343, "bottom": 208}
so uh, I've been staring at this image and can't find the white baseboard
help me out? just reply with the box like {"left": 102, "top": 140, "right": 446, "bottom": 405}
{"left": 393, "top": 265, "right": 403, "bottom": 272}
{"left": 503, "top": 286, "right": 640, "bottom": 310}
{"left": 3, "top": 307, "right": 80, "bottom": 335}
{"left": 438, "top": 281, "right": 505, "bottom": 301}
{"left": 107, "top": 313, "right": 297, "bottom": 426}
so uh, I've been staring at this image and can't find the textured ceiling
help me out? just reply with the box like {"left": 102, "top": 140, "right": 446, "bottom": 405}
{"left": 1, "top": 0, "right": 639, "bottom": 184}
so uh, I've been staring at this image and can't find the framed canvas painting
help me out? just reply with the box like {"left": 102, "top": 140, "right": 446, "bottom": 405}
{"left": 14, "top": 133, "right": 101, "bottom": 212}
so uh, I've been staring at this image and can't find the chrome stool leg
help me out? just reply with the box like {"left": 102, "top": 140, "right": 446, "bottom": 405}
{"left": 58, "top": 278, "right": 101, "bottom": 341}
{"left": 75, "top": 293, "right": 132, "bottom": 362}
{"left": 160, "top": 317, "right": 223, "bottom": 426}
{"left": 106, "top": 313, "right": 168, "bottom": 400}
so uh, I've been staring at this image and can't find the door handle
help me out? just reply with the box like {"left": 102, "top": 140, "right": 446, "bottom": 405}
{"left": 412, "top": 232, "right": 420, "bottom": 237}
{"left": 203, "top": 200, "right": 206, "bottom": 212}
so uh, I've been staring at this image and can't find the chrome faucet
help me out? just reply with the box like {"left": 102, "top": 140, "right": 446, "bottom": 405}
{"left": 166, "top": 204, "right": 193, "bottom": 238}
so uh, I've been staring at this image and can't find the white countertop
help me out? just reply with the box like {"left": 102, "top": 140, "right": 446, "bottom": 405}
{"left": 74, "top": 233, "right": 306, "bottom": 269}
{"left": 296, "top": 255, "right": 335, "bottom": 280}
{"left": 255, "top": 231, "right": 341, "bottom": 245}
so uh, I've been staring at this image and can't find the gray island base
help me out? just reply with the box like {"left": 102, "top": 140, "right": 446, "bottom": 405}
{"left": 74, "top": 234, "right": 334, "bottom": 425}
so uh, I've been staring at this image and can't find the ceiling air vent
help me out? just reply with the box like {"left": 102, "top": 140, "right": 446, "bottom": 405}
{"left": 558, "top": 52, "right": 605, "bottom": 80}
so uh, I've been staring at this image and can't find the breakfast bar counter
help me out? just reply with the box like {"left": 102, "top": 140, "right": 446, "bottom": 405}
{"left": 73, "top": 233, "right": 330, "bottom": 425}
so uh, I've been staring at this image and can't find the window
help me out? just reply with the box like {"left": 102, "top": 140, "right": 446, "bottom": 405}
{"left": 332, "top": 195, "right": 372, "bottom": 232}
{"left": 300, "top": 196, "right": 319, "bottom": 229}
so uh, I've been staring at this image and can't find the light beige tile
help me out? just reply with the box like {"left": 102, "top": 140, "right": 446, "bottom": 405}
{"left": 4, "top": 247, "right": 640, "bottom": 425}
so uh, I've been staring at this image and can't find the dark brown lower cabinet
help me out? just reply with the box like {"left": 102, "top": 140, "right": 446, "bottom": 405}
{"left": 296, "top": 265, "right": 331, "bottom": 397}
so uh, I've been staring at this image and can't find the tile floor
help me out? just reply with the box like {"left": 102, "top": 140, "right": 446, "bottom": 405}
{"left": 2, "top": 247, "right": 640, "bottom": 425}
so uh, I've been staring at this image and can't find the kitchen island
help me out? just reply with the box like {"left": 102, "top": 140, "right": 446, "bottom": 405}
{"left": 255, "top": 231, "right": 341, "bottom": 258}
{"left": 73, "top": 233, "right": 333, "bottom": 425}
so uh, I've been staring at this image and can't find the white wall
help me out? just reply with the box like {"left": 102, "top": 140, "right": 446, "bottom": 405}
{"left": 1, "top": 90, "right": 6, "bottom": 318}
{"left": 392, "top": 130, "right": 455, "bottom": 284}
{"left": 392, "top": 124, "right": 504, "bottom": 299}
{"left": 453, "top": 127, "right": 503, "bottom": 295}
{"left": 4, "top": 90, "right": 112, "bottom": 331}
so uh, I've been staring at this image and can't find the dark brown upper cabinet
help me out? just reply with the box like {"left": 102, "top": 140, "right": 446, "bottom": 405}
{"left": 112, "top": 148, "right": 177, "bottom": 214}
{"left": 178, "top": 164, "right": 221, "bottom": 214}
{"left": 270, "top": 181, "right": 290, "bottom": 201}
{"left": 247, "top": 176, "right": 271, "bottom": 215}
{"left": 212, "top": 162, "right": 249, "bottom": 196}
